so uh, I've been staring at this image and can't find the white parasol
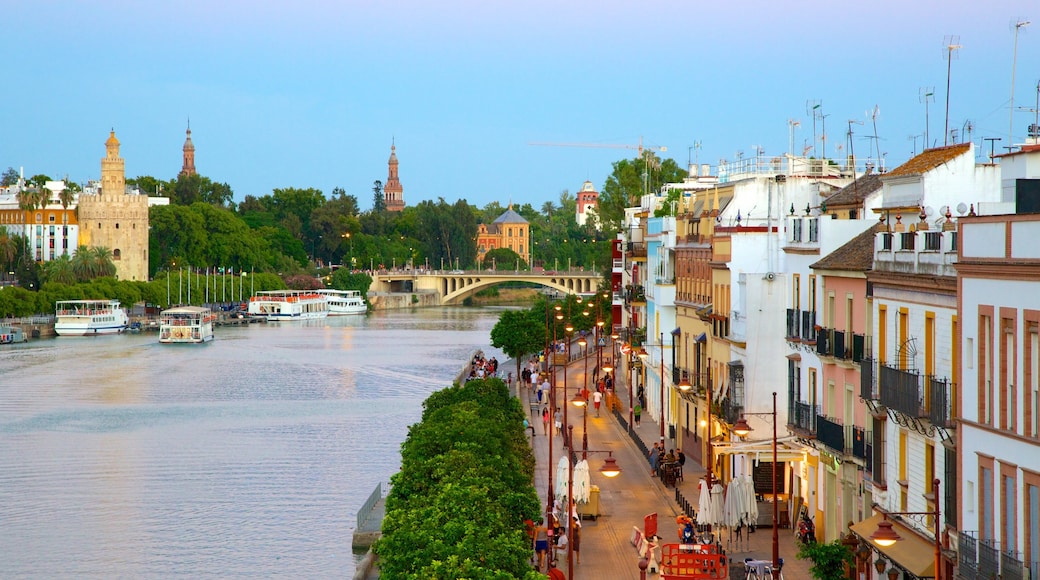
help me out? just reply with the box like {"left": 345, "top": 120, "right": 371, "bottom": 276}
{"left": 743, "top": 475, "right": 759, "bottom": 525}
{"left": 709, "top": 482, "right": 725, "bottom": 526}
{"left": 573, "top": 459, "right": 591, "bottom": 504}
{"left": 697, "top": 478, "right": 712, "bottom": 524}
{"left": 554, "top": 457, "right": 569, "bottom": 501}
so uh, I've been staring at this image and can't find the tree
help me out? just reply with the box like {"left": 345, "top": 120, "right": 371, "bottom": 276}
{"left": 371, "top": 180, "right": 386, "bottom": 212}
{"left": 1, "top": 167, "right": 19, "bottom": 186}
{"left": 490, "top": 309, "right": 546, "bottom": 381}
{"left": 42, "top": 255, "right": 77, "bottom": 285}
{"left": 797, "top": 539, "right": 854, "bottom": 580}
{"left": 481, "top": 247, "right": 526, "bottom": 270}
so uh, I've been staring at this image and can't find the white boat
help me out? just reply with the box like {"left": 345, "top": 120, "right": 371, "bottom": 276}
{"left": 314, "top": 289, "right": 367, "bottom": 315}
{"left": 159, "top": 306, "right": 216, "bottom": 344}
{"left": 247, "top": 290, "right": 329, "bottom": 321}
{"left": 54, "top": 299, "right": 129, "bottom": 336}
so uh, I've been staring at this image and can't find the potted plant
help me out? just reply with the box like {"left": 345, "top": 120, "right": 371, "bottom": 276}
{"left": 797, "top": 539, "right": 854, "bottom": 580}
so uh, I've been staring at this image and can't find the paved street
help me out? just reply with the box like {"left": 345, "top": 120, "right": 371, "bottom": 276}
{"left": 520, "top": 353, "right": 813, "bottom": 579}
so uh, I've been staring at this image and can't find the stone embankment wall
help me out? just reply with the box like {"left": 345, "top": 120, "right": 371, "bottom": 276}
{"left": 366, "top": 291, "right": 440, "bottom": 311}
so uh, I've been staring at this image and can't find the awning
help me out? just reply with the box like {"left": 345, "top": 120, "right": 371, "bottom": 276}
{"left": 851, "top": 514, "right": 936, "bottom": 578}
{"left": 712, "top": 437, "right": 806, "bottom": 462}
{"left": 671, "top": 327, "right": 682, "bottom": 337}
{"left": 695, "top": 332, "right": 707, "bottom": 343}
{"left": 786, "top": 353, "right": 802, "bottom": 361}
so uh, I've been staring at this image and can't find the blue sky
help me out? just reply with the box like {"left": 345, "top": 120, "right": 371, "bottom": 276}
{"left": 6, "top": 0, "right": 1039, "bottom": 210}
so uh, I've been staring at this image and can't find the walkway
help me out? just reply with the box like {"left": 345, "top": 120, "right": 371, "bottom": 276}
{"left": 519, "top": 351, "right": 813, "bottom": 579}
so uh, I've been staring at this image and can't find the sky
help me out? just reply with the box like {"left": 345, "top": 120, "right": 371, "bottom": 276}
{"left": 6, "top": 0, "right": 1040, "bottom": 211}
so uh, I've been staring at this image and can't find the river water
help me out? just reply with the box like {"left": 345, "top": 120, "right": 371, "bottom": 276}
{"left": 0, "top": 307, "right": 507, "bottom": 578}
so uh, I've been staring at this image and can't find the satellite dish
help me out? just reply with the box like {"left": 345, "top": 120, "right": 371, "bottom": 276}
{"left": 956, "top": 202, "right": 968, "bottom": 215}
{"left": 940, "top": 205, "right": 951, "bottom": 216}
{"left": 924, "top": 206, "right": 935, "bottom": 217}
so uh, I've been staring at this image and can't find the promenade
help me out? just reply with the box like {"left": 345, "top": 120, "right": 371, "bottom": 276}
{"left": 520, "top": 351, "right": 813, "bottom": 580}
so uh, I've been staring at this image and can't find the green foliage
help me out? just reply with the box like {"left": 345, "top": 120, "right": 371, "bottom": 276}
{"left": 376, "top": 378, "right": 540, "bottom": 579}
{"left": 328, "top": 269, "right": 371, "bottom": 299}
{"left": 480, "top": 247, "right": 527, "bottom": 270}
{"left": 1, "top": 167, "right": 19, "bottom": 186}
{"left": 653, "top": 189, "right": 684, "bottom": 217}
{"left": 490, "top": 309, "right": 545, "bottom": 375}
{"left": 796, "top": 539, "right": 854, "bottom": 580}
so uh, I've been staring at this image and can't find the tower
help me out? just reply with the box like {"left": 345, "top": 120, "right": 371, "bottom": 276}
{"left": 384, "top": 143, "right": 405, "bottom": 212}
{"left": 575, "top": 180, "right": 600, "bottom": 228}
{"left": 180, "top": 122, "right": 196, "bottom": 177}
{"left": 77, "top": 130, "right": 150, "bottom": 281}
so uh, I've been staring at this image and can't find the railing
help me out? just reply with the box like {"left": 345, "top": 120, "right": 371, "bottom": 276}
{"left": 851, "top": 426, "right": 866, "bottom": 459}
{"left": 879, "top": 364, "right": 923, "bottom": 418}
{"left": 959, "top": 531, "right": 1030, "bottom": 580}
{"left": 786, "top": 308, "right": 799, "bottom": 338}
{"left": 792, "top": 402, "right": 819, "bottom": 434}
{"left": 860, "top": 358, "right": 877, "bottom": 400}
{"left": 357, "top": 481, "right": 387, "bottom": 530}
{"left": 801, "top": 311, "right": 817, "bottom": 342}
{"left": 816, "top": 414, "right": 845, "bottom": 453}
{"left": 927, "top": 376, "right": 953, "bottom": 428}
{"left": 627, "top": 241, "right": 647, "bottom": 257}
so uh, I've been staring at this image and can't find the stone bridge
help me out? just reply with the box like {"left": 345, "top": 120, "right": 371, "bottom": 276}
{"left": 368, "top": 270, "right": 602, "bottom": 305}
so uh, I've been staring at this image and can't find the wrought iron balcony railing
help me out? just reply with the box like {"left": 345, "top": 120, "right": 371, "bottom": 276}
{"left": 927, "top": 376, "right": 954, "bottom": 428}
{"left": 816, "top": 414, "right": 845, "bottom": 453}
{"left": 791, "top": 401, "right": 819, "bottom": 434}
{"left": 860, "top": 358, "right": 877, "bottom": 400}
{"left": 879, "top": 363, "right": 923, "bottom": 418}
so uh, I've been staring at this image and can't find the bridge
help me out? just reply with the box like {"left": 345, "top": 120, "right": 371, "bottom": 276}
{"left": 368, "top": 269, "right": 603, "bottom": 305}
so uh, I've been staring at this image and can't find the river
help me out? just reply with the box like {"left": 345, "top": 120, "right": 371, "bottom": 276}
{"left": 0, "top": 307, "right": 508, "bottom": 578}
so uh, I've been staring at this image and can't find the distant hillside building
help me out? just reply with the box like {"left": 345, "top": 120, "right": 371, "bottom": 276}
{"left": 77, "top": 130, "right": 150, "bottom": 281}
{"left": 576, "top": 180, "right": 600, "bottom": 228}
{"left": 476, "top": 205, "right": 530, "bottom": 266}
{"left": 180, "top": 123, "right": 196, "bottom": 177}
{"left": 384, "top": 143, "right": 405, "bottom": 212}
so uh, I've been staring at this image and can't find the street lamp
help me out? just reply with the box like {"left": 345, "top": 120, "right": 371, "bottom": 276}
{"left": 730, "top": 391, "right": 780, "bottom": 572}
{"left": 564, "top": 422, "right": 621, "bottom": 576}
{"left": 637, "top": 332, "right": 668, "bottom": 447}
{"left": 868, "top": 478, "right": 943, "bottom": 580}
{"left": 577, "top": 335, "right": 589, "bottom": 459}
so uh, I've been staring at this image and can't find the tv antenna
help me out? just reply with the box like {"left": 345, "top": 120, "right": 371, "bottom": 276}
{"left": 806, "top": 100, "right": 822, "bottom": 157}
{"left": 1010, "top": 19, "right": 1031, "bottom": 149}
{"left": 868, "top": 105, "right": 882, "bottom": 162}
{"left": 847, "top": 119, "right": 864, "bottom": 169}
{"left": 788, "top": 119, "right": 801, "bottom": 158}
{"left": 909, "top": 134, "right": 922, "bottom": 156}
{"left": 920, "top": 87, "right": 935, "bottom": 148}
{"left": 942, "top": 35, "right": 962, "bottom": 146}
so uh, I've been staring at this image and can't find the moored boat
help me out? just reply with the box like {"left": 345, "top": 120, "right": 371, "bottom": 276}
{"left": 247, "top": 290, "right": 329, "bottom": 321}
{"left": 54, "top": 299, "right": 129, "bottom": 336}
{"left": 0, "top": 325, "right": 26, "bottom": 344}
{"left": 314, "top": 289, "right": 367, "bottom": 315}
{"left": 159, "top": 306, "right": 216, "bottom": 343}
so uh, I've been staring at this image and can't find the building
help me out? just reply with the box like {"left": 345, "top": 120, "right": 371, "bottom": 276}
{"left": 77, "top": 130, "right": 150, "bottom": 281}
{"left": 575, "top": 180, "right": 599, "bottom": 228}
{"left": 0, "top": 176, "right": 79, "bottom": 264}
{"left": 955, "top": 145, "right": 1040, "bottom": 580}
{"left": 475, "top": 205, "right": 529, "bottom": 266}
{"left": 180, "top": 123, "right": 196, "bottom": 177}
{"left": 384, "top": 143, "right": 405, "bottom": 212}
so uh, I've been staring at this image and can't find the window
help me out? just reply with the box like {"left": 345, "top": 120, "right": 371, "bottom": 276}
{"left": 981, "top": 312, "right": 994, "bottom": 425}
{"left": 791, "top": 218, "right": 803, "bottom": 242}
{"left": 793, "top": 274, "right": 801, "bottom": 310}
{"left": 900, "top": 232, "right": 915, "bottom": 251}
{"left": 1002, "top": 464, "right": 1018, "bottom": 550}
{"left": 882, "top": 233, "right": 893, "bottom": 250}
{"left": 809, "top": 218, "right": 819, "bottom": 242}
{"left": 1029, "top": 319, "right": 1039, "bottom": 438}
{"left": 981, "top": 460, "right": 995, "bottom": 540}
{"left": 113, "top": 249, "right": 121, "bottom": 261}
{"left": 924, "top": 231, "right": 941, "bottom": 251}
{"left": 1002, "top": 316, "right": 1016, "bottom": 431}
{"left": 879, "top": 305, "right": 888, "bottom": 366}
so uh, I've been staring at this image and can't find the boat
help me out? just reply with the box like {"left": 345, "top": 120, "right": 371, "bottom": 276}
{"left": 159, "top": 306, "right": 216, "bottom": 344}
{"left": 54, "top": 299, "right": 129, "bottom": 336}
{"left": 0, "top": 325, "right": 26, "bottom": 344}
{"left": 247, "top": 290, "right": 329, "bottom": 321}
{"left": 314, "top": 289, "right": 367, "bottom": 315}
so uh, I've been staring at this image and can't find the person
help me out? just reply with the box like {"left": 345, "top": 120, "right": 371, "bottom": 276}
{"left": 592, "top": 390, "right": 602, "bottom": 417}
{"left": 664, "top": 449, "right": 676, "bottom": 464}
{"left": 677, "top": 449, "right": 686, "bottom": 467}
{"left": 553, "top": 528, "right": 568, "bottom": 564}
{"left": 649, "top": 441, "right": 660, "bottom": 476}
{"left": 547, "top": 561, "right": 566, "bottom": 580}
{"left": 634, "top": 403, "right": 642, "bottom": 426}
{"left": 533, "top": 518, "right": 549, "bottom": 571}
{"left": 523, "top": 416, "right": 534, "bottom": 437}
{"left": 571, "top": 515, "right": 582, "bottom": 564}
{"left": 542, "top": 406, "right": 550, "bottom": 435}
{"left": 554, "top": 407, "right": 562, "bottom": 436}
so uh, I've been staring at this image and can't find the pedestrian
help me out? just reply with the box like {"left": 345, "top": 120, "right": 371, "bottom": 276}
{"left": 649, "top": 441, "right": 660, "bottom": 476}
{"left": 542, "top": 406, "right": 550, "bottom": 435}
{"left": 677, "top": 449, "right": 686, "bottom": 466}
{"left": 634, "top": 403, "right": 642, "bottom": 426}
{"left": 533, "top": 518, "right": 549, "bottom": 571}
{"left": 571, "top": 515, "right": 582, "bottom": 564}
{"left": 554, "top": 407, "right": 562, "bottom": 436}
{"left": 592, "top": 390, "right": 602, "bottom": 417}
{"left": 547, "top": 561, "right": 566, "bottom": 580}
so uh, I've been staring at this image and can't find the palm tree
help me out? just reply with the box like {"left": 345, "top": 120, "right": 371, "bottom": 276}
{"left": 71, "top": 245, "right": 95, "bottom": 281}
{"left": 89, "top": 246, "right": 116, "bottom": 278}
{"left": 0, "top": 233, "right": 16, "bottom": 272}
{"left": 42, "top": 255, "right": 76, "bottom": 285}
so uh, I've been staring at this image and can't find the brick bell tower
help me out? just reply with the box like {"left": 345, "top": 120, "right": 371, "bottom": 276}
{"left": 384, "top": 142, "right": 405, "bottom": 212}
{"left": 180, "top": 121, "right": 196, "bottom": 177}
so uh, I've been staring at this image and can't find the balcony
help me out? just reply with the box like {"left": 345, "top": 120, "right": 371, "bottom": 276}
{"left": 927, "top": 376, "right": 954, "bottom": 428}
{"left": 625, "top": 285, "right": 646, "bottom": 304}
{"left": 851, "top": 426, "right": 867, "bottom": 459}
{"left": 816, "top": 328, "right": 865, "bottom": 362}
{"left": 860, "top": 358, "right": 877, "bottom": 400}
{"left": 785, "top": 308, "right": 799, "bottom": 339}
{"left": 801, "top": 311, "right": 817, "bottom": 342}
{"left": 879, "top": 364, "right": 923, "bottom": 418}
{"left": 785, "top": 309, "right": 819, "bottom": 342}
{"left": 790, "top": 401, "right": 819, "bottom": 434}
{"left": 627, "top": 241, "right": 647, "bottom": 258}
{"left": 816, "top": 414, "right": 845, "bottom": 453}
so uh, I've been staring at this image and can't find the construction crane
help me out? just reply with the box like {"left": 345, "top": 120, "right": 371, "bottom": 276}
{"left": 529, "top": 137, "right": 669, "bottom": 196}
{"left": 529, "top": 136, "right": 667, "bottom": 158}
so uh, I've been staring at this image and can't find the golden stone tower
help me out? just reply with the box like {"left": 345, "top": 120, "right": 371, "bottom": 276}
{"left": 77, "top": 130, "right": 150, "bottom": 281}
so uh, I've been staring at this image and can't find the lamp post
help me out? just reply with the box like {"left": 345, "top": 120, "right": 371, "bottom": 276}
{"left": 868, "top": 478, "right": 943, "bottom": 580}
{"left": 563, "top": 425, "right": 622, "bottom": 577}
{"left": 577, "top": 336, "right": 589, "bottom": 459}
{"left": 732, "top": 391, "right": 780, "bottom": 571}
{"left": 637, "top": 332, "right": 668, "bottom": 447}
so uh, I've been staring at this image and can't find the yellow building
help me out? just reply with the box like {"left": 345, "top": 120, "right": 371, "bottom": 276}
{"left": 476, "top": 205, "right": 530, "bottom": 266}
{"left": 77, "top": 131, "right": 150, "bottom": 281}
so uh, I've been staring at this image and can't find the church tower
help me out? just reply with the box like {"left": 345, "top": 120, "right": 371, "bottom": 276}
{"left": 384, "top": 143, "right": 405, "bottom": 212}
{"left": 180, "top": 123, "right": 196, "bottom": 177}
{"left": 77, "top": 130, "right": 150, "bottom": 281}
